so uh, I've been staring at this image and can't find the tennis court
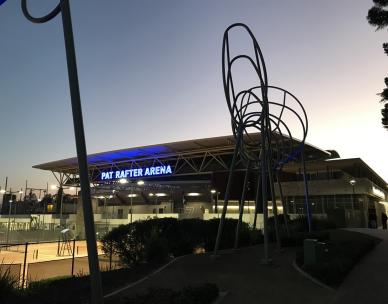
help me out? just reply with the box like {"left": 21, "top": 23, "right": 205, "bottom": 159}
{"left": 0, "top": 241, "right": 121, "bottom": 286}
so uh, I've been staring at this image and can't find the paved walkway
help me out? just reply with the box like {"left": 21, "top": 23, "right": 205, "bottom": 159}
{"left": 332, "top": 228, "right": 388, "bottom": 304}
{"left": 106, "top": 245, "right": 334, "bottom": 304}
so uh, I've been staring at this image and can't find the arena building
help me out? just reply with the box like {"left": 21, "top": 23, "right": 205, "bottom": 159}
{"left": 28, "top": 133, "right": 388, "bottom": 238}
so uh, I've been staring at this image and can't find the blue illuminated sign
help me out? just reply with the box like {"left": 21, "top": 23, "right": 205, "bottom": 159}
{"left": 100, "top": 165, "right": 173, "bottom": 181}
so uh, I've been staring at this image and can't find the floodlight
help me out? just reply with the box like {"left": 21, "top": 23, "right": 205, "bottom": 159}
{"left": 155, "top": 193, "right": 166, "bottom": 197}
{"left": 187, "top": 192, "right": 200, "bottom": 196}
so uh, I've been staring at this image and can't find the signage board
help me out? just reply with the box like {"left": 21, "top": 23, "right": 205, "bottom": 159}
{"left": 100, "top": 165, "right": 172, "bottom": 181}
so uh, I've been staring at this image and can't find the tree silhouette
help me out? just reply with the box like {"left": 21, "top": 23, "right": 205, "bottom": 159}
{"left": 367, "top": 0, "right": 388, "bottom": 129}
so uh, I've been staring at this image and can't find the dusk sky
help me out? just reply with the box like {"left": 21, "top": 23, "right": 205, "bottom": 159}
{"left": 0, "top": 0, "right": 387, "bottom": 192}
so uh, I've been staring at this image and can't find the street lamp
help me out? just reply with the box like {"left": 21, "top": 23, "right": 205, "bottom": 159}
{"left": 128, "top": 192, "right": 136, "bottom": 223}
{"left": 4, "top": 188, "right": 23, "bottom": 245}
{"left": 125, "top": 180, "right": 144, "bottom": 223}
{"left": 97, "top": 195, "right": 112, "bottom": 234}
{"left": 349, "top": 179, "right": 356, "bottom": 211}
{"left": 211, "top": 189, "right": 219, "bottom": 214}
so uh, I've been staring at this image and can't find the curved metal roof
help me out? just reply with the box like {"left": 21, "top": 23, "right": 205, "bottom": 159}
{"left": 33, "top": 133, "right": 331, "bottom": 173}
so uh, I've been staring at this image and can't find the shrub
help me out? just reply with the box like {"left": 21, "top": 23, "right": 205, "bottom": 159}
{"left": 177, "top": 283, "right": 219, "bottom": 304}
{"left": 297, "top": 230, "right": 380, "bottom": 287}
{"left": 167, "top": 219, "right": 205, "bottom": 256}
{"left": 202, "top": 218, "right": 252, "bottom": 251}
{"left": 102, "top": 223, "right": 147, "bottom": 266}
{"left": 281, "top": 231, "right": 329, "bottom": 247}
{"left": 22, "top": 275, "right": 90, "bottom": 304}
{"left": 144, "top": 229, "right": 169, "bottom": 264}
{"left": 288, "top": 215, "right": 337, "bottom": 233}
{"left": 0, "top": 264, "right": 19, "bottom": 302}
{"left": 102, "top": 218, "right": 260, "bottom": 267}
{"left": 125, "top": 283, "right": 219, "bottom": 304}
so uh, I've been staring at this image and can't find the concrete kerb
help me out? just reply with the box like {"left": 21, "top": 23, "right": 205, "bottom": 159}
{"left": 292, "top": 260, "right": 335, "bottom": 292}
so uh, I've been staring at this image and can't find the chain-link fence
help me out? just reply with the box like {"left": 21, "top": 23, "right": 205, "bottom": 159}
{"left": 0, "top": 240, "right": 121, "bottom": 288}
{"left": 0, "top": 229, "right": 65, "bottom": 245}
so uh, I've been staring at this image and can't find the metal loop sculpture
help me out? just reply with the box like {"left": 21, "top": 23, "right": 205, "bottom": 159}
{"left": 21, "top": 1, "right": 61, "bottom": 23}
{"left": 21, "top": 1, "right": 104, "bottom": 303}
{"left": 214, "top": 23, "right": 312, "bottom": 262}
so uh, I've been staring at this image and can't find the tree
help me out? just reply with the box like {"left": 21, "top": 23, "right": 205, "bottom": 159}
{"left": 367, "top": 0, "right": 388, "bottom": 129}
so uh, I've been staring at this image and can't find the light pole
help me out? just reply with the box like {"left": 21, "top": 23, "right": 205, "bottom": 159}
{"left": 128, "top": 183, "right": 135, "bottom": 223}
{"left": 6, "top": 197, "right": 12, "bottom": 245}
{"left": 13, "top": 190, "right": 23, "bottom": 230}
{"left": 211, "top": 189, "right": 220, "bottom": 216}
{"left": 349, "top": 179, "right": 356, "bottom": 211}
{"left": 126, "top": 180, "right": 144, "bottom": 224}
{"left": 130, "top": 187, "right": 133, "bottom": 223}
{"left": 2, "top": 188, "right": 23, "bottom": 245}
{"left": 98, "top": 195, "right": 112, "bottom": 233}
{"left": 0, "top": 177, "right": 8, "bottom": 211}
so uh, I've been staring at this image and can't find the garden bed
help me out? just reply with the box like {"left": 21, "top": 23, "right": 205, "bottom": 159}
{"left": 122, "top": 283, "right": 219, "bottom": 304}
{"left": 295, "top": 229, "right": 381, "bottom": 288}
{"left": 3, "top": 261, "right": 168, "bottom": 304}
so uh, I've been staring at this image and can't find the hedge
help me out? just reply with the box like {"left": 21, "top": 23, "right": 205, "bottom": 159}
{"left": 101, "top": 218, "right": 260, "bottom": 267}
{"left": 125, "top": 283, "right": 219, "bottom": 304}
{"left": 297, "top": 230, "right": 380, "bottom": 287}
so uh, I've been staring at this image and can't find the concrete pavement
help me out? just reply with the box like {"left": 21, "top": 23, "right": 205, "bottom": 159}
{"left": 332, "top": 228, "right": 388, "bottom": 304}
{"left": 106, "top": 245, "right": 335, "bottom": 304}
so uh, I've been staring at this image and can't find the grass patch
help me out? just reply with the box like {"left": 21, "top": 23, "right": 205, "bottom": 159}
{"left": 296, "top": 230, "right": 381, "bottom": 288}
